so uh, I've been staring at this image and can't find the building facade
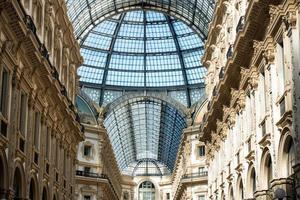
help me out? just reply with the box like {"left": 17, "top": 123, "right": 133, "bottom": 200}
{"left": 201, "top": 0, "right": 300, "bottom": 199}
{"left": 0, "top": 0, "right": 83, "bottom": 199}
{"left": 1, "top": 0, "right": 299, "bottom": 199}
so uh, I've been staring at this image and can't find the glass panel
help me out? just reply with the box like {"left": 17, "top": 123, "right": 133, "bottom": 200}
{"left": 103, "top": 97, "right": 186, "bottom": 173}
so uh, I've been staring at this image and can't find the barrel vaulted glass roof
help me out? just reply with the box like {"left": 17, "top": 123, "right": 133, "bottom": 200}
{"left": 104, "top": 96, "right": 186, "bottom": 175}
{"left": 67, "top": 1, "right": 213, "bottom": 177}
{"left": 76, "top": 10, "right": 207, "bottom": 106}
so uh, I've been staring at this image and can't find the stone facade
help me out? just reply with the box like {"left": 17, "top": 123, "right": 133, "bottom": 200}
{"left": 201, "top": 0, "right": 300, "bottom": 199}
{"left": 0, "top": 0, "right": 83, "bottom": 199}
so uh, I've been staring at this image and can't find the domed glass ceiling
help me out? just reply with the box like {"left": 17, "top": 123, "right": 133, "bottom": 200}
{"left": 77, "top": 10, "right": 206, "bottom": 106}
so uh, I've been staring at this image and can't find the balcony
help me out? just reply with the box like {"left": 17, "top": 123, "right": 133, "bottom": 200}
{"left": 76, "top": 170, "right": 107, "bottom": 179}
{"left": 181, "top": 171, "right": 208, "bottom": 184}
{"left": 236, "top": 16, "right": 245, "bottom": 33}
{"left": 76, "top": 170, "right": 118, "bottom": 198}
{"left": 182, "top": 171, "right": 208, "bottom": 179}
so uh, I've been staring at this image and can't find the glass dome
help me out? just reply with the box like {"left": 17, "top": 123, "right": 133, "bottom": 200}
{"left": 77, "top": 10, "right": 206, "bottom": 106}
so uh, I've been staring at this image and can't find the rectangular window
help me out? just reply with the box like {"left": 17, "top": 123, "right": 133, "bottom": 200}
{"left": 34, "top": 112, "right": 41, "bottom": 149}
{"left": 261, "top": 119, "right": 266, "bottom": 136}
{"left": 83, "top": 145, "right": 92, "bottom": 156}
{"left": 198, "top": 195, "right": 205, "bottom": 200}
{"left": 47, "top": 28, "right": 52, "bottom": 51}
{"left": 19, "top": 93, "right": 27, "bottom": 135}
{"left": 84, "top": 196, "right": 91, "bottom": 200}
{"left": 246, "top": 93, "right": 251, "bottom": 134}
{"left": 46, "top": 127, "right": 51, "bottom": 159}
{"left": 0, "top": 67, "right": 9, "bottom": 118}
{"left": 248, "top": 138, "right": 252, "bottom": 153}
{"left": 277, "top": 41, "right": 285, "bottom": 95}
{"left": 84, "top": 167, "right": 91, "bottom": 174}
{"left": 198, "top": 146, "right": 205, "bottom": 157}
{"left": 55, "top": 138, "right": 59, "bottom": 168}
{"left": 166, "top": 193, "right": 170, "bottom": 200}
{"left": 259, "top": 69, "right": 266, "bottom": 117}
{"left": 63, "top": 150, "right": 67, "bottom": 175}
{"left": 199, "top": 167, "right": 205, "bottom": 175}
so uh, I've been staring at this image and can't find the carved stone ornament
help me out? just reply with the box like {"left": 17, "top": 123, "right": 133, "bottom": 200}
{"left": 283, "top": 10, "right": 297, "bottom": 32}
{"left": 222, "top": 0, "right": 230, "bottom": 14}
{"left": 45, "top": 2, "right": 53, "bottom": 16}
{"left": 287, "top": 10, "right": 297, "bottom": 28}
{"left": 240, "top": 67, "right": 249, "bottom": 86}
{"left": 223, "top": 105, "right": 231, "bottom": 122}
{"left": 220, "top": 124, "right": 228, "bottom": 141}
{"left": 253, "top": 40, "right": 263, "bottom": 57}
{"left": 12, "top": 67, "right": 21, "bottom": 88}
{"left": 96, "top": 106, "right": 106, "bottom": 127}
{"left": 230, "top": 89, "right": 239, "bottom": 107}
{"left": 249, "top": 66, "right": 259, "bottom": 89}
{"left": 263, "top": 38, "right": 275, "bottom": 64}
{"left": 227, "top": 108, "right": 236, "bottom": 128}
{"left": 237, "top": 90, "right": 246, "bottom": 111}
{"left": 216, "top": 119, "right": 223, "bottom": 134}
{"left": 55, "top": 27, "right": 63, "bottom": 40}
{"left": 269, "top": 5, "right": 280, "bottom": 24}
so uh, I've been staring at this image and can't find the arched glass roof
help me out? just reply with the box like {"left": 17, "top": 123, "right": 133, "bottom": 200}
{"left": 77, "top": 10, "right": 206, "bottom": 106}
{"left": 103, "top": 96, "right": 186, "bottom": 175}
{"left": 67, "top": 1, "right": 212, "bottom": 177}
{"left": 66, "top": 0, "right": 215, "bottom": 40}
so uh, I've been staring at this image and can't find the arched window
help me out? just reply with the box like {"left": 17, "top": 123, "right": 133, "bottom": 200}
{"left": 29, "top": 178, "right": 36, "bottom": 200}
{"left": 0, "top": 156, "right": 7, "bottom": 199}
{"left": 265, "top": 154, "right": 273, "bottom": 189}
{"left": 285, "top": 137, "right": 295, "bottom": 177}
{"left": 0, "top": 157, "right": 4, "bottom": 190}
{"left": 42, "top": 187, "right": 48, "bottom": 200}
{"left": 13, "top": 168, "right": 23, "bottom": 199}
{"left": 250, "top": 168, "right": 256, "bottom": 195}
{"left": 238, "top": 179, "right": 244, "bottom": 200}
{"left": 229, "top": 185, "right": 234, "bottom": 200}
{"left": 139, "top": 181, "right": 155, "bottom": 200}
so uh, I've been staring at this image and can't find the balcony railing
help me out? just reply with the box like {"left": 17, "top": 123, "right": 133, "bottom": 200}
{"left": 182, "top": 171, "right": 208, "bottom": 179}
{"left": 76, "top": 170, "right": 118, "bottom": 198}
{"left": 236, "top": 16, "right": 245, "bottom": 33}
{"left": 76, "top": 170, "right": 107, "bottom": 179}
